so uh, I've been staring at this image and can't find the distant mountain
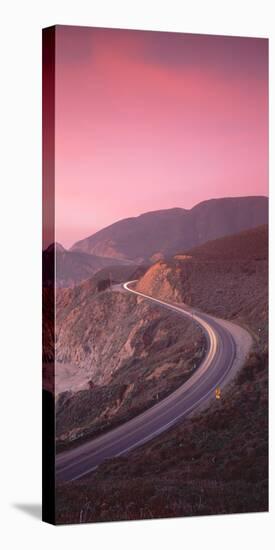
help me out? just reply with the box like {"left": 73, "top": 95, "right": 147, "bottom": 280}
{"left": 70, "top": 196, "right": 268, "bottom": 263}
{"left": 43, "top": 242, "right": 134, "bottom": 287}
{"left": 46, "top": 242, "right": 66, "bottom": 253}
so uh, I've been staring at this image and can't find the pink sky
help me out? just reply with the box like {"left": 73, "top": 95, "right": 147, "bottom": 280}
{"left": 54, "top": 26, "right": 268, "bottom": 248}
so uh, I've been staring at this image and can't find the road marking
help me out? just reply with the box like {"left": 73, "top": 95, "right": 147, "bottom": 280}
{"left": 65, "top": 342, "right": 235, "bottom": 481}
{"left": 56, "top": 287, "right": 218, "bottom": 473}
{"left": 56, "top": 282, "right": 236, "bottom": 480}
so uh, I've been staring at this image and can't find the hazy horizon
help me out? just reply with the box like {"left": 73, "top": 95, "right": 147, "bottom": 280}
{"left": 44, "top": 193, "right": 267, "bottom": 250}
{"left": 45, "top": 27, "right": 268, "bottom": 248}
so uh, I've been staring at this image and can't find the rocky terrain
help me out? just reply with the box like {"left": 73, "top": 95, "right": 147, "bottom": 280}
{"left": 71, "top": 196, "right": 267, "bottom": 262}
{"left": 56, "top": 223, "right": 268, "bottom": 523}
{"left": 55, "top": 282, "right": 206, "bottom": 447}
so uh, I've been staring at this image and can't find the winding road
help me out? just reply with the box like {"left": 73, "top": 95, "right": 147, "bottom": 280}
{"left": 56, "top": 281, "right": 239, "bottom": 482}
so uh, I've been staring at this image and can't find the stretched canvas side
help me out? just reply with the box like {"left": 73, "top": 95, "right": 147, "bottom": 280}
{"left": 42, "top": 26, "right": 56, "bottom": 525}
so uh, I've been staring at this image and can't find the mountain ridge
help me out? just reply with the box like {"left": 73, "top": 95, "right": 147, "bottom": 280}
{"left": 70, "top": 196, "right": 268, "bottom": 262}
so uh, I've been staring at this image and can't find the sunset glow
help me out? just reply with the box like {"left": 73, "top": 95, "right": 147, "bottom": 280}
{"left": 53, "top": 26, "right": 268, "bottom": 248}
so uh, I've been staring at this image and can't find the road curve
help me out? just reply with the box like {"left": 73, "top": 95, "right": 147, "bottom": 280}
{"left": 56, "top": 281, "right": 236, "bottom": 482}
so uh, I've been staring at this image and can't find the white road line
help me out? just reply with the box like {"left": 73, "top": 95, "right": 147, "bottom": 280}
{"left": 57, "top": 281, "right": 235, "bottom": 480}
{"left": 57, "top": 286, "right": 217, "bottom": 470}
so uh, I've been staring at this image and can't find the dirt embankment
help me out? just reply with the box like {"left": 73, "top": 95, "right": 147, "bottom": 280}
{"left": 136, "top": 225, "right": 268, "bottom": 351}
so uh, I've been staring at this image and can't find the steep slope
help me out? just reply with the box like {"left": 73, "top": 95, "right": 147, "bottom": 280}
{"left": 136, "top": 225, "right": 268, "bottom": 350}
{"left": 70, "top": 196, "right": 268, "bottom": 262}
{"left": 55, "top": 281, "right": 205, "bottom": 446}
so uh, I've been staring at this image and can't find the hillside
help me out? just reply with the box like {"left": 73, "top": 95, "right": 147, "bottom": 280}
{"left": 56, "top": 224, "right": 268, "bottom": 523}
{"left": 180, "top": 224, "right": 268, "bottom": 261}
{"left": 57, "top": 345, "right": 267, "bottom": 522}
{"left": 70, "top": 196, "right": 268, "bottom": 262}
{"left": 136, "top": 225, "right": 268, "bottom": 350}
{"left": 55, "top": 282, "right": 205, "bottom": 447}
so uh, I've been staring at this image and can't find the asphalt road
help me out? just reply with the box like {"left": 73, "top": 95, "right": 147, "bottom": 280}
{"left": 56, "top": 281, "right": 236, "bottom": 482}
